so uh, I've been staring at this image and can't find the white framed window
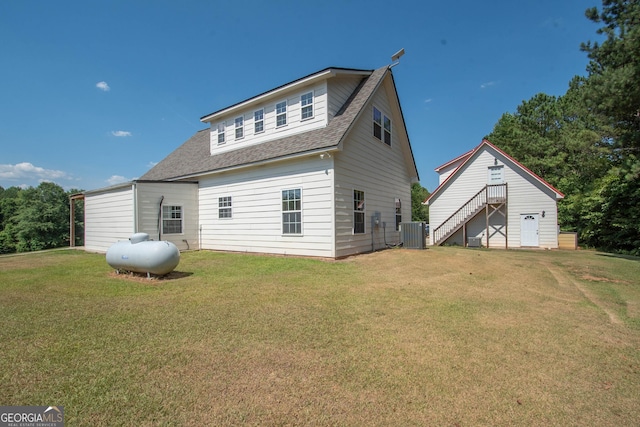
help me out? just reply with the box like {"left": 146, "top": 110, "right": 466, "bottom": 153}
{"left": 373, "top": 107, "right": 392, "bottom": 146}
{"left": 301, "top": 92, "right": 313, "bottom": 120}
{"left": 276, "top": 101, "right": 287, "bottom": 127}
{"left": 254, "top": 109, "right": 264, "bottom": 133}
{"left": 282, "top": 188, "right": 301, "bottom": 234}
{"left": 383, "top": 114, "right": 392, "bottom": 146}
{"left": 235, "top": 116, "right": 244, "bottom": 139}
{"left": 162, "top": 205, "right": 182, "bottom": 234}
{"left": 353, "top": 190, "right": 365, "bottom": 234}
{"left": 218, "top": 196, "right": 232, "bottom": 219}
{"left": 373, "top": 107, "right": 382, "bottom": 140}
{"left": 395, "top": 198, "right": 402, "bottom": 231}
{"left": 217, "top": 123, "right": 225, "bottom": 144}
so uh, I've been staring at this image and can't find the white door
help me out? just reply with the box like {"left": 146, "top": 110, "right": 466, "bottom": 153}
{"left": 520, "top": 214, "right": 539, "bottom": 247}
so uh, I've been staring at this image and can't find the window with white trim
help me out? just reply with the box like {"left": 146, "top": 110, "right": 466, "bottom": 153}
{"left": 301, "top": 92, "right": 313, "bottom": 120}
{"left": 373, "top": 107, "right": 382, "bottom": 140}
{"left": 395, "top": 198, "right": 402, "bottom": 231}
{"left": 276, "top": 101, "right": 287, "bottom": 127}
{"left": 282, "top": 188, "right": 301, "bottom": 234}
{"left": 217, "top": 123, "right": 225, "bottom": 144}
{"left": 373, "top": 107, "right": 392, "bottom": 146}
{"left": 254, "top": 109, "right": 264, "bottom": 133}
{"left": 353, "top": 190, "right": 365, "bottom": 234}
{"left": 235, "top": 116, "right": 244, "bottom": 139}
{"left": 383, "top": 115, "right": 392, "bottom": 146}
{"left": 218, "top": 196, "right": 232, "bottom": 219}
{"left": 162, "top": 205, "right": 182, "bottom": 234}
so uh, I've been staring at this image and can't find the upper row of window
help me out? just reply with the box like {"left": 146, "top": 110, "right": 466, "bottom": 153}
{"left": 373, "top": 106, "right": 391, "bottom": 146}
{"left": 216, "top": 92, "right": 314, "bottom": 145}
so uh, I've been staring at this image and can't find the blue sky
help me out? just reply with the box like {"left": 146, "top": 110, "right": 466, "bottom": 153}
{"left": 0, "top": 0, "right": 600, "bottom": 192}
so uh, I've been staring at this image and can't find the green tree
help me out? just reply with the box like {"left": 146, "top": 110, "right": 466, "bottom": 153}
{"left": 411, "top": 182, "right": 429, "bottom": 222}
{"left": 486, "top": 87, "right": 612, "bottom": 237}
{"left": 579, "top": 0, "right": 640, "bottom": 253}
{"left": 12, "top": 182, "right": 71, "bottom": 252}
{"left": 581, "top": 0, "right": 640, "bottom": 154}
{"left": 0, "top": 186, "right": 22, "bottom": 254}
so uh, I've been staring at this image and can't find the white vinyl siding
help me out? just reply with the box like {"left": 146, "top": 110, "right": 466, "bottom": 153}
{"left": 327, "top": 76, "right": 362, "bottom": 118}
{"left": 429, "top": 147, "right": 559, "bottom": 248}
{"left": 198, "top": 156, "right": 334, "bottom": 257}
{"left": 333, "top": 78, "right": 412, "bottom": 257}
{"left": 84, "top": 181, "right": 198, "bottom": 252}
{"left": 84, "top": 185, "right": 135, "bottom": 252}
{"left": 135, "top": 182, "right": 199, "bottom": 251}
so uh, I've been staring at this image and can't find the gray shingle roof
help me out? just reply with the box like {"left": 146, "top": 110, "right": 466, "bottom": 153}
{"left": 141, "top": 66, "right": 389, "bottom": 181}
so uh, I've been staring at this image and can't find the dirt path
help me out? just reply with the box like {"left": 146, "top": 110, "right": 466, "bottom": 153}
{"left": 544, "top": 262, "right": 623, "bottom": 325}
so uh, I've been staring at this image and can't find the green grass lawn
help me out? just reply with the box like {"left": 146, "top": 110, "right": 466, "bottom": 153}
{"left": 1, "top": 247, "right": 639, "bottom": 426}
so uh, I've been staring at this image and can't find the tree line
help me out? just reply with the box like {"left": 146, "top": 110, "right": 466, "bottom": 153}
{"left": 485, "top": 0, "right": 639, "bottom": 255}
{"left": 0, "top": 182, "right": 83, "bottom": 254}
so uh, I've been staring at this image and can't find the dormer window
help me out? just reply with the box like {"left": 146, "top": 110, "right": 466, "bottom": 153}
{"left": 217, "top": 123, "right": 225, "bottom": 144}
{"left": 235, "top": 116, "right": 244, "bottom": 139}
{"left": 254, "top": 109, "right": 264, "bottom": 133}
{"left": 301, "top": 92, "right": 313, "bottom": 120}
{"left": 276, "top": 101, "right": 287, "bottom": 127}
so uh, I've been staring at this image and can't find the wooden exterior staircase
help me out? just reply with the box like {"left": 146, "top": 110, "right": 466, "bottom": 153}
{"left": 432, "top": 184, "right": 507, "bottom": 247}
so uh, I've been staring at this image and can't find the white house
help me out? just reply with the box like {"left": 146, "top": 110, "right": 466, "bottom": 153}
{"left": 425, "top": 140, "right": 564, "bottom": 249}
{"left": 81, "top": 66, "right": 419, "bottom": 258}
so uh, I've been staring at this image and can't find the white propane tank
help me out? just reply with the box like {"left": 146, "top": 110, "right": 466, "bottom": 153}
{"left": 106, "top": 233, "right": 180, "bottom": 276}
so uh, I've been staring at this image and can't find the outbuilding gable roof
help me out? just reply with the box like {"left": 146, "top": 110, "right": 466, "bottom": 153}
{"left": 141, "top": 66, "right": 392, "bottom": 181}
{"left": 425, "top": 139, "right": 564, "bottom": 204}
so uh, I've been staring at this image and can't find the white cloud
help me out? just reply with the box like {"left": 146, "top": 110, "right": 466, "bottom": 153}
{"left": 0, "top": 162, "right": 70, "bottom": 181}
{"left": 424, "top": 98, "right": 433, "bottom": 103}
{"left": 111, "top": 130, "right": 132, "bottom": 137}
{"left": 147, "top": 161, "right": 158, "bottom": 168}
{"left": 96, "top": 81, "right": 110, "bottom": 91}
{"left": 480, "top": 81, "right": 497, "bottom": 89}
{"left": 106, "top": 175, "right": 134, "bottom": 186}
